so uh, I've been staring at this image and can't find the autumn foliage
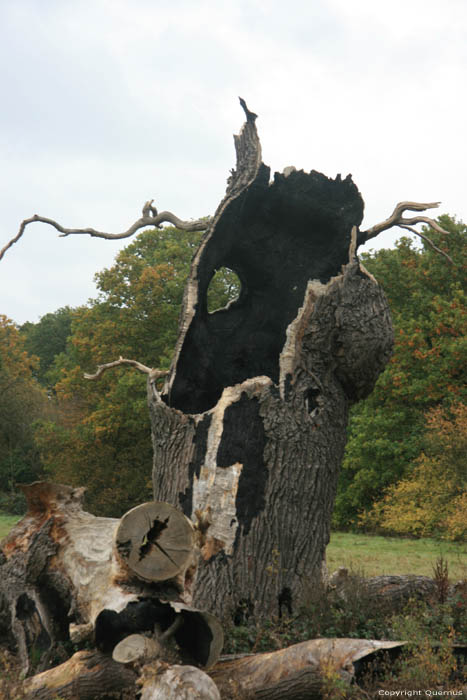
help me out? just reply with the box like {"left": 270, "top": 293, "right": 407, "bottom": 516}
{"left": 361, "top": 403, "right": 467, "bottom": 540}
{"left": 0, "top": 316, "right": 48, "bottom": 510}
{"left": 334, "top": 215, "right": 466, "bottom": 532}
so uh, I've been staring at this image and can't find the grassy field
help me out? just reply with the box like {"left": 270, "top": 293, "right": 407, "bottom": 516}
{"left": 0, "top": 514, "right": 20, "bottom": 541}
{"left": 1, "top": 513, "right": 465, "bottom": 580}
{"left": 327, "top": 531, "right": 466, "bottom": 580}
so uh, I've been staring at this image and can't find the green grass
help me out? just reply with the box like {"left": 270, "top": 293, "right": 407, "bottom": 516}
{"left": 327, "top": 531, "right": 467, "bottom": 580}
{"left": 0, "top": 514, "right": 21, "bottom": 541}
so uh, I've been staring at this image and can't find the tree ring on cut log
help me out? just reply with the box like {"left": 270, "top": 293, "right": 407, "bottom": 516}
{"left": 115, "top": 502, "right": 195, "bottom": 581}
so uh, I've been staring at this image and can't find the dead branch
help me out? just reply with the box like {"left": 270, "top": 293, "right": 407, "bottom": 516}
{"left": 0, "top": 202, "right": 210, "bottom": 262}
{"left": 83, "top": 356, "right": 168, "bottom": 381}
{"left": 398, "top": 224, "right": 454, "bottom": 263}
{"left": 361, "top": 201, "right": 453, "bottom": 263}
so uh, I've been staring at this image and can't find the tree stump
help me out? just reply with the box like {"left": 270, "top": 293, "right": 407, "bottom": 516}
{"left": 149, "top": 106, "right": 394, "bottom": 619}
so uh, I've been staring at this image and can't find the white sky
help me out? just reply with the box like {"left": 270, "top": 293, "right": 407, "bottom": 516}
{"left": 1, "top": 0, "right": 466, "bottom": 324}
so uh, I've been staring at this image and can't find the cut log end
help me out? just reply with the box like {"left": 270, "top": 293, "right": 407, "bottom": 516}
{"left": 138, "top": 662, "right": 221, "bottom": 700}
{"left": 115, "top": 501, "right": 196, "bottom": 582}
{"left": 112, "top": 633, "right": 162, "bottom": 665}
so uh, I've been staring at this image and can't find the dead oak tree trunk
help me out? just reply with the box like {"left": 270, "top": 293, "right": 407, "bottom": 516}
{"left": 149, "top": 104, "right": 394, "bottom": 620}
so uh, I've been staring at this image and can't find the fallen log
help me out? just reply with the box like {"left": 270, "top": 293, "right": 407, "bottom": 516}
{"left": 22, "top": 654, "right": 221, "bottom": 700}
{"left": 210, "top": 638, "right": 405, "bottom": 699}
{"left": 22, "top": 650, "right": 137, "bottom": 700}
{"left": 20, "top": 637, "right": 404, "bottom": 700}
{"left": 0, "top": 482, "right": 222, "bottom": 676}
{"left": 328, "top": 567, "right": 462, "bottom": 606}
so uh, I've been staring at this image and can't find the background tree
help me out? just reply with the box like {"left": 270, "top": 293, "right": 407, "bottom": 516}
{"left": 334, "top": 216, "right": 466, "bottom": 529}
{"left": 366, "top": 402, "right": 466, "bottom": 540}
{"left": 21, "top": 306, "right": 73, "bottom": 387}
{"left": 0, "top": 316, "right": 48, "bottom": 511}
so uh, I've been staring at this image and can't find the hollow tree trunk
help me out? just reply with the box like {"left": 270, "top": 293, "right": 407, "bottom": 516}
{"left": 150, "top": 110, "right": 394, "bottom": 619}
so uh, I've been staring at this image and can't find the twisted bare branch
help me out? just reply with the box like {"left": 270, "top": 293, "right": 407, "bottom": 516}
{"left": 84, "top": 356, "right": 168, "bottom": 382}
{"left": 397, "top": 225, "right": 453, "bottom": 264}
{"left": 0, "top": 201, "right": 211, "bottom": 262}
{"left": 361, "top": 201, "right": 452, "bottom": 263}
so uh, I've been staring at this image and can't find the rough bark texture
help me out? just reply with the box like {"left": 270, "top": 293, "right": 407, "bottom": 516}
{"left": 149, "top": 110, "right": 394, "bottom": 619}
{"left": 22, "top": 650, "right": 137, "bottom": 700}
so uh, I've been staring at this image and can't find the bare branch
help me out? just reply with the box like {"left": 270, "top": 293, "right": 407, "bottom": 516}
{"left": 348, "top": 225, "right": 358, "bottom": 262}
{"left": 84, "top": 356, "right": 168, "bottom": 381}
{"left": 398, "top": 225, "right": 454, "bottom": 264}
{"left": 0, "top": 202, "right": 210, "bottom": 261}
{"left": 361, "top": 201, "right": 452, "bottom": 263}
{"left": 362, "top": 201, "right": 445, "bottom": 240}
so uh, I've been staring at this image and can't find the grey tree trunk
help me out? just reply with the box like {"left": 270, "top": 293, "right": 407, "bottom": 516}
{"left": 149, "top": 107, "right": 394, "bottom": 620}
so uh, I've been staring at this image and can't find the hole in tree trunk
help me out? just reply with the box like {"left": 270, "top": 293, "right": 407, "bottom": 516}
{"left": 16, "top": 593, "right": 36, "bottom": 620}
{"left": 15, "top": 593, "right": 51, "bottom": 663}
{"left": 233, "top": 598, "right": 254, "bottom": 626}
{"left": 278, "top": 586, "right": 293, "bottom": 618}
{"left": 174, "top": 610, "right": 214, "bottom": 667}
{"left": 305, "top": 387, "right": 321, "bottom": 414}
{"left": 206, "top": 267, "right": 242, "bottom": 313}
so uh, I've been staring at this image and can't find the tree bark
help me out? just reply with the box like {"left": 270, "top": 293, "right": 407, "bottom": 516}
{"left": 149, "top": 108, "right": 394, "bottom": 619}
{"left": 21, "top": 650, "right": 137, "bottom": 700}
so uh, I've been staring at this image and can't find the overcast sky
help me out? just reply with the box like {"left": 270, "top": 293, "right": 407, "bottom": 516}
{"left": 1, "top": 0, "right": 466, "bottom": 325}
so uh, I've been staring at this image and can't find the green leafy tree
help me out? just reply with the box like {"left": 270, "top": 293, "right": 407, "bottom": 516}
{"left": 334, "top": 216, "right": 466, "bottom": 529}
{"left": 36, "top": 227, "right": 240, "bottom": 516}
{"left": 0, "top": 316, "right": 48, "bottom": 511}
{"left": 21, "top": 306, "right": 73, "bottom": 386}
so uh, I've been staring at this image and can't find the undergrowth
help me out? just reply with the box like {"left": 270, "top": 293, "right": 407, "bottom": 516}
{"left": 223, "top": 557, "right": 467, "bottom": 695}
{"left": 0, "top": 649, "right": 23, "bottom": 700}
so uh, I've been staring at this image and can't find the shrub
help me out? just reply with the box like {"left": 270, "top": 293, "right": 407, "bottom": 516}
{"left": 361, "top": 403, "right": 467, "bottom": 539}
